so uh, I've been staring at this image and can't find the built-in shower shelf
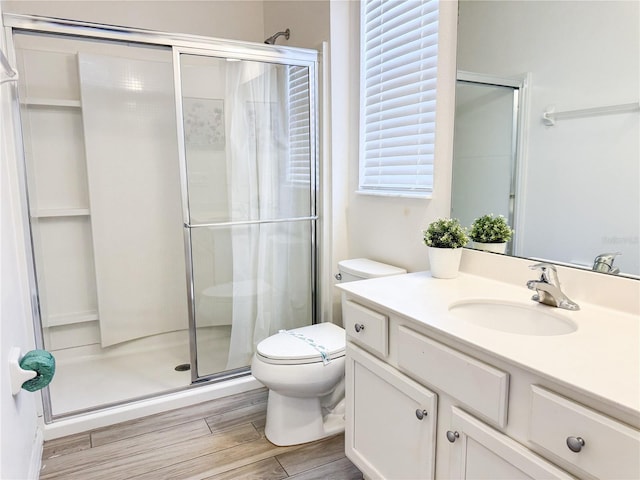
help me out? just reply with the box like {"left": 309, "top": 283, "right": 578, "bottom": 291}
{"left": 31, "top": 208, "right": 90, "bottom": 218}
{"left": 20, "top": 97, "right": 81, "bottom": 108}
{"left": 46, "top": 310, "right": 99, "bottom": 327}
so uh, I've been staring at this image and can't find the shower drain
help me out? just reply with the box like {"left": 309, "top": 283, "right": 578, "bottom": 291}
{"left": 174, "top": 363, "right": 191, "bottom": 372}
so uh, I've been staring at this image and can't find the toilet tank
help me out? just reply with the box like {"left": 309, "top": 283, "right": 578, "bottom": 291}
{"left": 337, "top": 258, "right": 406, "bottom": 283}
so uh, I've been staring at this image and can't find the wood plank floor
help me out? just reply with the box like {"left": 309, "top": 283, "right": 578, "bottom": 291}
{"left": 40, "top": 388, "right": 363, "bottom": 480}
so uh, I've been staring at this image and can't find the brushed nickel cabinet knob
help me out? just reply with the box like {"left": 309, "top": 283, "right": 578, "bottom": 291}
{"left": 446, "top": 430, "right": 460, "bottom": 443}
{"left": 566, "top": 436, "right": 585, "bottom": 453}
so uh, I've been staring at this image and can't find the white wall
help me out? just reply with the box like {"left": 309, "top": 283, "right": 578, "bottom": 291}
{"left": 2, "top": 0, "right": 265, "bottom": 43}
{"left": 457, "top": 0, "right": 639, "bottom": 275}
{"left": 325, "top": 1, "right": 351, "bottom": 323}
{"left": 1, "top": 5, "right": 43, "bottom": 478}
{"left": 264, "top": 0, "right": 329, "bottom": 50}
{"left": 333, "top": 0, "right": 458, "bottom": 274}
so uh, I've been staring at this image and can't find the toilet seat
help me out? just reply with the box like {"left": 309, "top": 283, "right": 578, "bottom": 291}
{"left": 256, "top": 323, "right": 346, "bottom": 365}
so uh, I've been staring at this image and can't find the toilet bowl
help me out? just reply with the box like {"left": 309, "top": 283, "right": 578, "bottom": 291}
{"left": 251, "top": 322, "right": 346, "bottom": 446}
{"left": 251, "top": 258, "right": 406, "bottom": 446}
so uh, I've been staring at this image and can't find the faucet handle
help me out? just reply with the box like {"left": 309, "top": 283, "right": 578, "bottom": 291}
{"left": 529, "top": 262, "right": 558, "bottom": 284}
{"left": 593, "top": 252, "right": 621, "bottom": 273}
{"left": 529, "top": 262, "right": 556, "bottom": 271}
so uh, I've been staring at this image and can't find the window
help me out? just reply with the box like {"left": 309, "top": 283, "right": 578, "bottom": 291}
{"left": 360, "top": 0, "right": 439, "bottom": 197}
{"left": 287, "top": 65, "right": 311, "bottom": 185}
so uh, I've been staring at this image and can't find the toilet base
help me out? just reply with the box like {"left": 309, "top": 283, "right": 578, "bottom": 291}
{"left": 264, "top": 390, "right": 345, "bottom": 446}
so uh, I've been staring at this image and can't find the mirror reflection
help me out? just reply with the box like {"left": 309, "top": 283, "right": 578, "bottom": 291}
{"left": 452, "top": 0, "right": 639, "bottom": 277}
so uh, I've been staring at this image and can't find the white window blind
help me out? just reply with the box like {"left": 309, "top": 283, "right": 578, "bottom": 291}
{"left": 287, "top": 65, "right": 311, "bottom": 185}
{"left": 360, "top": 0, "right": 439, "bottom": 196}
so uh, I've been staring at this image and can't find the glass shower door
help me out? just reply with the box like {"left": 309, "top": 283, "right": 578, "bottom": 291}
{"left": 13, "top": 32, "right": 190, "bottom": 417}
{"left": 175, "top": 50, "right": 317, "bottom": 380}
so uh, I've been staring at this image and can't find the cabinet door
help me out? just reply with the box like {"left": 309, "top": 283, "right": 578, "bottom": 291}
{"left": 447, "top": 407, "right": 575, "bottom": 479}
{"left": 346, "top": 344, "right": 437, "bottom": 480}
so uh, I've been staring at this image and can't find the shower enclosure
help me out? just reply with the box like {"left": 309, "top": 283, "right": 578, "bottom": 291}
{"left": 5, "top": 14, "right": 318, "bottom": 421}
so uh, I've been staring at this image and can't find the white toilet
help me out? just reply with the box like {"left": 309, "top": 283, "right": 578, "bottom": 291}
{"left": 251, "top": 258, "right": 407, "bottom": 446}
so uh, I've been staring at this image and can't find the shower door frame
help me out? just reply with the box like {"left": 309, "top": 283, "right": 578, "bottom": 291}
{"left": 453, "top": 70, "right": 531, "bottom": 257}
{"left": 4, "top": 13, "right": 320, "bottom": 422}
{"left": 172, "top": 46, "right": 320, "bottom": 383}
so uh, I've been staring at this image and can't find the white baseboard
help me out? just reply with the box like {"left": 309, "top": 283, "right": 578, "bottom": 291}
{"left": 43, "top": 376, "right": 262, "bottom": 439}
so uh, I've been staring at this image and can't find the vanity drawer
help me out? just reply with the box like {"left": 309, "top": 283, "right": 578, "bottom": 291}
{"left": 397, "top": 326, "right": 509, "bottom": 427}
{"left": 343, "top": 299, "right": 388, "bottom": 357}
{"left": 530, "top": 385, "right": 640, "bottom": 479}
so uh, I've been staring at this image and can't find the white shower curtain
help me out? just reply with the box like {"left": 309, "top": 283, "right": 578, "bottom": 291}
{"left": 224, "top": 62, "right": 309, "bottom": 369}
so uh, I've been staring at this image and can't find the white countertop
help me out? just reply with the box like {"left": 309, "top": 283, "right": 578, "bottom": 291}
{"left": 337, "top": 271, "right": 640, "bottom": 418}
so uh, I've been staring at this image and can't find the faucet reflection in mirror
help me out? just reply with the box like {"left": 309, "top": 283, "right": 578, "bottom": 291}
{"left": 592, "top": 252, "right": 621, "bottom": 275}
{"left": 526, "top": 263, "right": 580, "bottom": 311}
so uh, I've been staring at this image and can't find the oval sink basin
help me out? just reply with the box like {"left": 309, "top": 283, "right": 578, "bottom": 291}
{"left": 448, "top": 299, "right": 577, "bottom": 336}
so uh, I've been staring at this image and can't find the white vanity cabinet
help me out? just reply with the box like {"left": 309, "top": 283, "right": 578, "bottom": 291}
{"left": 341, "top": 294, "right": 640, "bottom": 480}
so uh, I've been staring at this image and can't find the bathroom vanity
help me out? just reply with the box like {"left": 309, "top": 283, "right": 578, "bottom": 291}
{"left": 337, "top": 257, "right": 640, "bottom": 479}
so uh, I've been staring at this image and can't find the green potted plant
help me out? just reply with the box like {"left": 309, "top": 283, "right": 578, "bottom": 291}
{"left": 468, "top": 214, "right": 513, "bottom": 254}
{"left": 422, "top": 218, "right": 469, "bottom": 278}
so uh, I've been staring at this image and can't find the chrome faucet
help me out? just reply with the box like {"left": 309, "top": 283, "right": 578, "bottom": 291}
{"left": 592, "top": 252, "right": 621, "bottom": 274}
{"left": 526, "top": 263, "right": 580, "bottom": 310}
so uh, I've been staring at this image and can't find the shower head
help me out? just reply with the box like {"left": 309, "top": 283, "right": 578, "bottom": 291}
{"left": 264, "top": 28, "right": 290, "bottom": 45}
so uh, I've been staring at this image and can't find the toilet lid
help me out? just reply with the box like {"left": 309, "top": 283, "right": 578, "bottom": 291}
{"left": 338, "top": 258, "right": 407, "bottom": 278}
{"left": 256, "top": 323, "right": 346, "bottom": 365}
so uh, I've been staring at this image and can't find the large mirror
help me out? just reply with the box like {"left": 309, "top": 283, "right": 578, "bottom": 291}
{"left": 452, "top": 0, "right": 639, "bottom": 278}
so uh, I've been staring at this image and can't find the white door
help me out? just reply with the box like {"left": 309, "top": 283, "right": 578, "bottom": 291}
{"left": 345, "top": 344, "right": 437, "bottom": 480}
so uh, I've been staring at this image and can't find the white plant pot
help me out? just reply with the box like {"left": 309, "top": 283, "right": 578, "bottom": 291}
{"left": 427, "top": 246, "right": 463, "bottom": 279}
{"left": 472, "top": 241, "right": 507, "bottom": 254}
